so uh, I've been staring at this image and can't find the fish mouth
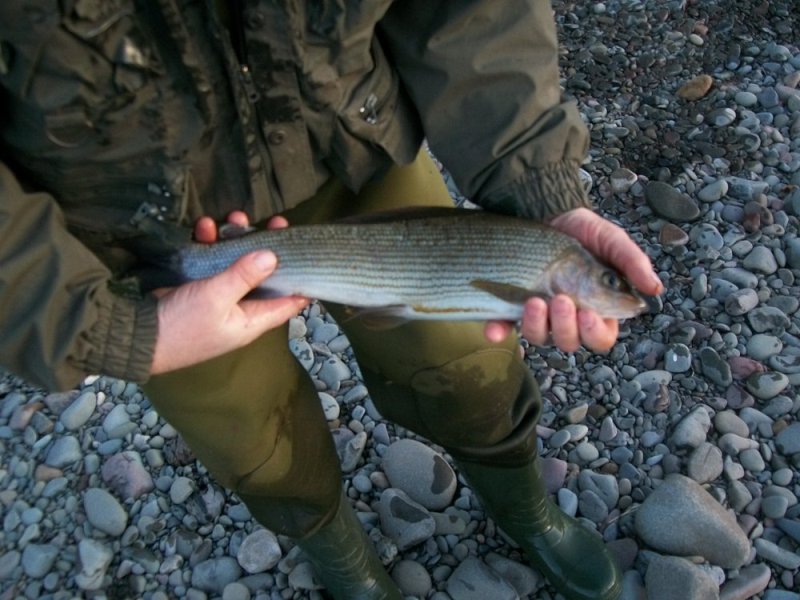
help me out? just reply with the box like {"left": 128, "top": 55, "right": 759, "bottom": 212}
{"left": 597, "top": 295, "right": 650, "bottom": 320}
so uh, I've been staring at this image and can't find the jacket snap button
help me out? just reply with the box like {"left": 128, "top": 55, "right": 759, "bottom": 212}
{"left": 268, "top": 130, "right": 286, "bottom": 145}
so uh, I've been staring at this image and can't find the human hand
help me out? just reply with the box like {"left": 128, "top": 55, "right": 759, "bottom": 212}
{"left": 150, "top": 212, "right": 308, "bottom": 374}
{"left": 484, "top": 207, "right": 663, "bottom": 353}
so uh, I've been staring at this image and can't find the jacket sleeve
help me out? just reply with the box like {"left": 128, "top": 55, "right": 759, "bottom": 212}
{"left": 378, "top": 0, "right": 592, "bottom": 221}
{"left": 0, "top": 162, "right": 158, "bottom": 391}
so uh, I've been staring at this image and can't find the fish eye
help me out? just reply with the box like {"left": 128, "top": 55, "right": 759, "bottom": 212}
{"left": 602, "top": 270, "right": 622, "bottom": 290}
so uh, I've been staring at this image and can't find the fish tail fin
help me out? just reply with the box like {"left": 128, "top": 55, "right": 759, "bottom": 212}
{"left": 124, "top": 236, "right": 190, "bottom": 291}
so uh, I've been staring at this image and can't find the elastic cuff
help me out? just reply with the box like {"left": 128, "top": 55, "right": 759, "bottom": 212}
{"left": 85, "top": 292, "right": 158, "bottom": 384}
{"left": 482, "top": 161, "right": 594, "bottom": 222}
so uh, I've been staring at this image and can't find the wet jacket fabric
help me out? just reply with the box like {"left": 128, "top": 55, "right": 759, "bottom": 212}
{"left": 0, "top": 0, "right": 591, "bottom": 390}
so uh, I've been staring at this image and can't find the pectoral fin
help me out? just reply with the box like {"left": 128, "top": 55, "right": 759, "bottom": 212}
{"left": 470, "top": 280, "right": 543, "bottom": 304}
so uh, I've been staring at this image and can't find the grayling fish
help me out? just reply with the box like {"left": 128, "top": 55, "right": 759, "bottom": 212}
{"left": 169, "top": 208, "right": 648, "bottom": 322}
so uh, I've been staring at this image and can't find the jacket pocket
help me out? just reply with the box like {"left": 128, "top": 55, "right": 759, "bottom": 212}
{"left": 1, "top": 0, "right": 159, "bottom": 151}
{"left": 329, "top": 39, "right": 423, "bottom": 189}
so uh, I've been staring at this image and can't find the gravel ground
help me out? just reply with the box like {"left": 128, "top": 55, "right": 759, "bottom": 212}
{"left": 1, "top": 1, "right": 799, "bottom": 599}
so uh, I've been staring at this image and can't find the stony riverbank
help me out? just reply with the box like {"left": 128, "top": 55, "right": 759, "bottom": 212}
{"left": 1, "top": 0, "right": 799, "bottom": 598}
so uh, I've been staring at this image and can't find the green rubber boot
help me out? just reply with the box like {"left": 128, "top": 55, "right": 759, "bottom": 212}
{"left": 295, "top": 493, "right": 403, "bottom": 600}
{"left": 456, "top": 458, "right": 622, "bottom": 600}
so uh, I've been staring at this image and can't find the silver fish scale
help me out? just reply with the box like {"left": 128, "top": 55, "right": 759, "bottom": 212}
{"left": 177, "top": 212, "right": 579, "bottom": 315}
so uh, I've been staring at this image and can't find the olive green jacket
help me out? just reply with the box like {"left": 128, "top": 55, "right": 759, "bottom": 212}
{"left": 0, "top": 0, "right": 590, "bottom": 390}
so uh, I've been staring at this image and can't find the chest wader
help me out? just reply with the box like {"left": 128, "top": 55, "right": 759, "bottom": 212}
{"left": 144, "top": 150, "right": 620, "bottom": 600}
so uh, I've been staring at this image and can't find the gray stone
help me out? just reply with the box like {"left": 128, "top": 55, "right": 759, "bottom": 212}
{"left": 222, "top": 582, "right": 251, "bottom": 600}
{"left": 83, "top": 488, "right": 128, "bottom": 536}
{"left": 724, "top": 288, "right": 759, "bottom": 316}
{"left": 747, "top": 307, "right": 791, "bottom": 333}
{"left": 718, "top": 270, "right": 758, "bottom": 293}
{"left": 578, "top": 470, "right": 619, "bottom": 509}
{"left": 645, "top": 555, "right": 720, "bottom": 600}
{"left": 735, "top": 91, "right": 759, "bottom": 108}
{"left": 776, "top": 423, "right": 800, "bottom": 455}
{"left": 45, "top": 436, "right": 82, "bottom": 468}
{"left": 102, "top": 404, "right": 132, "bottom": 437}
{"left": 746, "top": 371, "right": 790, "bottom": 400}
{"left": 0, "top": 551, "right": 20, "bottom": 581}
{"left": 719, "top": 563, "right": 771, "bottom": 600}
{"left": 763, "top": 591, "right": 800, "bottom": 600}
{"left": 75, "top": 539, "right": 113, "bottom": 591}
{"left": 558, "top": 488, "right": 579, "bottom": 518}
{"left": 747, "top": 334, "right": 783, "bottom": 360}
{"left": 446, "top": 557, "right": 518, "bottom": 600}
{"left": 289, "top": 338, "right": 314, "bottom": 370}
{"left": 708, "top": 107, "right": 737, "bottom": 127}
{"left": 484, "top": 553, "right": 540, "bottom": 598}
{"left": 237, "top": 529, "right": 282, "bottom": 573}
{"left": 378, "top": 488, "right": 435, "bottom": 551}
{"left": 21, "top": 544, "right": 59, "bottom": 579}
{"left": 753, "top": 538, "right": 800, "bottom": 569}
{"left": 610, "top": 168, "right": 638, "bottom": 193}
{"left": 776, "top": 518, "right": 800, "bottom": 544}
{"left": 728, "top": 480, "right": 753, "bottom": 512}
{"left": 713, "top": 411, "right": 750, "bottom": 437}
{"left": 762, "top": 495, "right": 789, "bottom": 519}
{"left": 697, "top": 179, "right": 728, "bottom": 202}
{"left": 743, "top": 246, "right": 779, "bottom": 274}
{"left": 690, "top": 223, "right": 725, "bottom": 250}
{"left": 634, "top": 474, "right": 750, "bottom": 568}
{"left": 670, "top": 406, "right": 711, "bottom": 448}
{"left": 770, "top": 352, "right": 800, "bottom": 375}
{"left": 633, "top": 370, "right": 673, "bottom": 389}
{"left": 383, "top": 439, "right": 456, "bottom": 511}
{"left": 579, "top": 489, "right": 609, "bottom": 523}
{"left": 645, "top": 182, "right": 700, "bottom": 222}
{"left": 687, "top": 442, "right": 723, "bottom": 483}
{"left": 391, "top": 559, "right": 433, "bottom": 598}
{"left": 739, "top": 448, "right": 766, "bottom": 473}
{"left": 101, "top": 451, "right": 154, "bottom": 500}
{"left": 726, "top": 177, "right": 770, "bottom": 201}
{"left": 718, "top": 433, "right": 758, "bottom": 455}
{"left": 59, "top": 390, "right": 97, "bottom": 430}
{"left": 318, "top": 356, "right": 351, "bottom": 391}
{"left": 191, "top": 557, "right": 243, "bottom": 593}
{"left": 319, "top": 392, "right": 340, "bottom": 421}
{"left": 664, "top": 344, "right": 692, "bottom": 373}
{"left": 169, "top": 476, "right": 195, "bottom": 504}
{"left": 700, "top": 348, "right": 733, "bottom": 387}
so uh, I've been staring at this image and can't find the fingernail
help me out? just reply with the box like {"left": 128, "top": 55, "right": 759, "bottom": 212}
{"left": 253, "top": 251, "right": 275, "bottom": 271}
{"left": 651, "top": 272, "right": 663, "bottom": 291}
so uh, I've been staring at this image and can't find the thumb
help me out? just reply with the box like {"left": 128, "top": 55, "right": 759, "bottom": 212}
{"left": 211, "top": 251, "right": 277, "bottom": 302}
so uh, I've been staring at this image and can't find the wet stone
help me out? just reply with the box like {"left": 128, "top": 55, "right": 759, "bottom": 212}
{"left": 700, "top": 347, "right": 733, "bottom": 387}
{"left": 382, "top": 440, "right": 456, "bottom": 511}
{"left": 746, "top": 372, "right": 790, "bottom": 400}
{"left": 635, "top": 474, "right": 750, "bottom": 568}
{"left": 645, "top": 555, "right": 721, "bottom": 600}
{"left": 743, "top": 246, "right": 779, "bottom": 274}
{"left": 645, "top": 182, "right": 701, "bottom": 222}
{"left": 446, "top": 557, "right": 518, "bottom": 600}
{"left": 377, "top": 489, "right": 435, "bottom": 551}
{"left": 725, "top": 288, "right": 760, "bottom": 316}
{"left": 687, "top": 442, "right": 724, "bottom": 483}
{"left": 775, "top": 423, "right": 800, "bottom": 456}
{"left": 664, "top": 344, "right": 692, "bottom": 373}
{"left": 747, "top": 307, "right": 791, "bottom": 333}
{"left": 719, "top": 563, "right": 772, "bottom": 600}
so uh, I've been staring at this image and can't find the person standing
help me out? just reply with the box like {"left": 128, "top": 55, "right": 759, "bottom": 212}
{"left": 0, "top": 1, "right": 662, "bottom": 598}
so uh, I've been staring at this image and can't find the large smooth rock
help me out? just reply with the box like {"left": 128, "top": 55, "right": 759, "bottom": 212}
{"left": 635, "top": 474, "right": 750, "bottom": 568}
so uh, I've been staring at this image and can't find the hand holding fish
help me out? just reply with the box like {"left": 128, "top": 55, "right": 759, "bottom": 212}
{"left": 149, "top": 213, "right": 309, "bottom": 375}
{"left": 485, "top": 207, "right": 664, "bottom": 352}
